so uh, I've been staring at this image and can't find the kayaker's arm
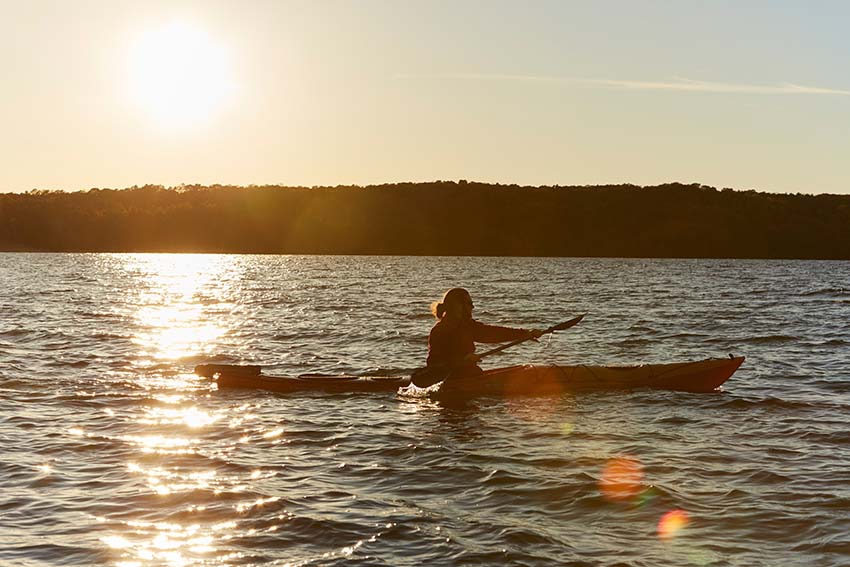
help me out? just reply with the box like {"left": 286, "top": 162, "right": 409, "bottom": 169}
{"left": 471, "top": 321, "right": 541, "bottom": 344}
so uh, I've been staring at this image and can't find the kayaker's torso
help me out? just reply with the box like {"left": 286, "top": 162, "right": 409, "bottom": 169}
{"left": 426, "top": 318, "right": 529, "bottom": 371}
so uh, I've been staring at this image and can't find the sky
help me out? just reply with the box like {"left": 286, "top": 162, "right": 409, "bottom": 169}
{"left": 2, "top": 0, "right": 849, "bottom": 194}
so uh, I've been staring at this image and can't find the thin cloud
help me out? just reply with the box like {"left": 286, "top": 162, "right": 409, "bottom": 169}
{"left": 587, "top": 77, "right": 850, "bottom": 95}
{"left": 399, "top": 72, "right": 850, "bottom": 96}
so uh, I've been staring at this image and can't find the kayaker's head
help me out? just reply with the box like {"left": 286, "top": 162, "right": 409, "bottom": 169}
{"left": 431, "top": 287, "right": 474, "bottom": 321}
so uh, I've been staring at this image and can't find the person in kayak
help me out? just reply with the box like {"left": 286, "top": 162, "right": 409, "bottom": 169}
{"left": 425, "top": 288, "right": 543, "bottom": 379}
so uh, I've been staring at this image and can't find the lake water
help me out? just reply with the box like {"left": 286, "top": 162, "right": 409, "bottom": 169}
{"left": 1, "top": 253, "right": 848, "bottom": 566}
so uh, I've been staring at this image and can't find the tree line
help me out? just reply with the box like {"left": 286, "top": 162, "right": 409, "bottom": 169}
{"left": 1, "top": 181, "right": 848, "bottom": 258}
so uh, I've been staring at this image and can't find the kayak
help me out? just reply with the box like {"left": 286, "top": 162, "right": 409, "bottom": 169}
{"left": 435, "top": 356, "right": 745, "bottom": 398}
{"left": 194, "top": 356, "right": 743, "bottom": 396}
{"left": 194, "top": 364, "right": 409, "bottom": 393}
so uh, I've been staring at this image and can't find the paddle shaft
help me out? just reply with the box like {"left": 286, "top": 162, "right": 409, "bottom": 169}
{"left": 476, "top": 314, "right": 585, "bottom": 361}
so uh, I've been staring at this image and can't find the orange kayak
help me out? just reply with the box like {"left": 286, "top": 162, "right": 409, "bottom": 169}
{"left": 195, "top": 356, "right": 743, "bottom": 396}
{"left": 435, "top": 356, "right": 745, "bottom": 398}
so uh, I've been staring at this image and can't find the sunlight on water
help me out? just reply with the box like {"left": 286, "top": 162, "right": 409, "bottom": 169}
{"left": 121, "top": 254, "right": 237, "bottom": 360}
{"left": 235, "top": 496, "right": 280, "bottom": 513}
{"left": 105, "top": 380, "right": 278, "bottom": 567}
{"left": 128, "top": 462, "right": 219, "bottom": 496}
{"left": 262, "top": 427, "right": 284, "bottom": 439}
{"left": 139, "top": 406, "right": 224, "bottom": 428}
{"left": 102, "top": 518, "right": 240, "bottom": 567}
{"left": 121, "top": 434, "right": 197, "bottom": 454}
{"left": 154, "top": 394, "right": 188, "bottom": 404}
{"left": 137, "top": 373, "right": 207, "bottom": 394}
{"left": 226, "top": 404, "right": 259, "bottom": 428}
{"left": 133, "top": 309, "right": 225, "bottom": 360}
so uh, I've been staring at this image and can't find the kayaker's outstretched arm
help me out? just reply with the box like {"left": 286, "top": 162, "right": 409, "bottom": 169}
{"left": 471, "top": 320, "right": 541, "bottom": 344}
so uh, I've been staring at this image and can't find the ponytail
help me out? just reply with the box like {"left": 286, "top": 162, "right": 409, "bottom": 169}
{"left": 431, "top": 301, "right": 447, "bottom": 319}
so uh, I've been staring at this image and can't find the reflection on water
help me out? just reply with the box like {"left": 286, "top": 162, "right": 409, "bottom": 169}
{"left": 101, "top": 519, "right": 236, "bottom": 567}
{"left": 122, "top": 434, "right": 197, "bottom": 454}
{"left": 133, "top": 306, "right": 226, "bottom": 360}
{"left": 101, "top": 256, "right": 251, "bottom": 566}
{"left": 126, "top": 255, "right": 234, "bottom": 361}
{"left": 139, "top": 406, "right": 224, "bottom": 428}
{"left": 128, "top": 462, "right": 218, "bottom": 495}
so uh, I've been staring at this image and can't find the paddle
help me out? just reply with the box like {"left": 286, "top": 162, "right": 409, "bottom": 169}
{"left": 411, "top": 314, "right": 585, "bottom": 387}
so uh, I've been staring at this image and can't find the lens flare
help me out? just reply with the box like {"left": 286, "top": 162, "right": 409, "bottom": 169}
{"left": 599, "top": 456, "right": 644, "bottom": 502}
{"left": 503, "top": 366, "right": 566, "bottom": 397}
{"left": 634, "top": 485, "right": 659, "bottom": 508}
{"left": 658, "top": 509, "right": 690, "bottom": 540}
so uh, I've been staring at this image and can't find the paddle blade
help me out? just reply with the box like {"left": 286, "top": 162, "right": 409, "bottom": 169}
{"left": 410, "top": 367, "right": 449, "bottom": 388}
{"left": 549, "top": 314, "right": 585, "bottom": 333}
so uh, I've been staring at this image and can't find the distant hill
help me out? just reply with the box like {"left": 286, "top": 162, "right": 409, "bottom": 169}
{"left": 1, "top": 182, "right": 849, "bottom": 258}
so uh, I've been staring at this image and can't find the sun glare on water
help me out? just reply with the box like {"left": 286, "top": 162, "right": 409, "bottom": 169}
{"left": 127, "top": 22, "right": 235, "bottom": 130}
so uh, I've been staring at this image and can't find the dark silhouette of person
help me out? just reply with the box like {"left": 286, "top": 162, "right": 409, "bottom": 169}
{"left": 425, "top": 288, "right": 542, "bottom": 380}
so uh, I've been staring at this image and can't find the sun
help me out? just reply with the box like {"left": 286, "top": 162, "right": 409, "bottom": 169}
{"left": 127, "top": 22, "right": 234, "bottom": 130}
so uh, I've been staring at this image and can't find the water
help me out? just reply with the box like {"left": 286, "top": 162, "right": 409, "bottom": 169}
{"left": 1, "top": 253, "right": 848, "bottom": 566}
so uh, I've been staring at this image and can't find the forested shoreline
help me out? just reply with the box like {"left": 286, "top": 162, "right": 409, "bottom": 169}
{"left": 1, "top": 181, "right": 848, "bottom": 259}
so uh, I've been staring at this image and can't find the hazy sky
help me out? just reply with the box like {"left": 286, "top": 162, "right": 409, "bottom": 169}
{"left": 2, "top": 0, "right": 849, "bottom": 194}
